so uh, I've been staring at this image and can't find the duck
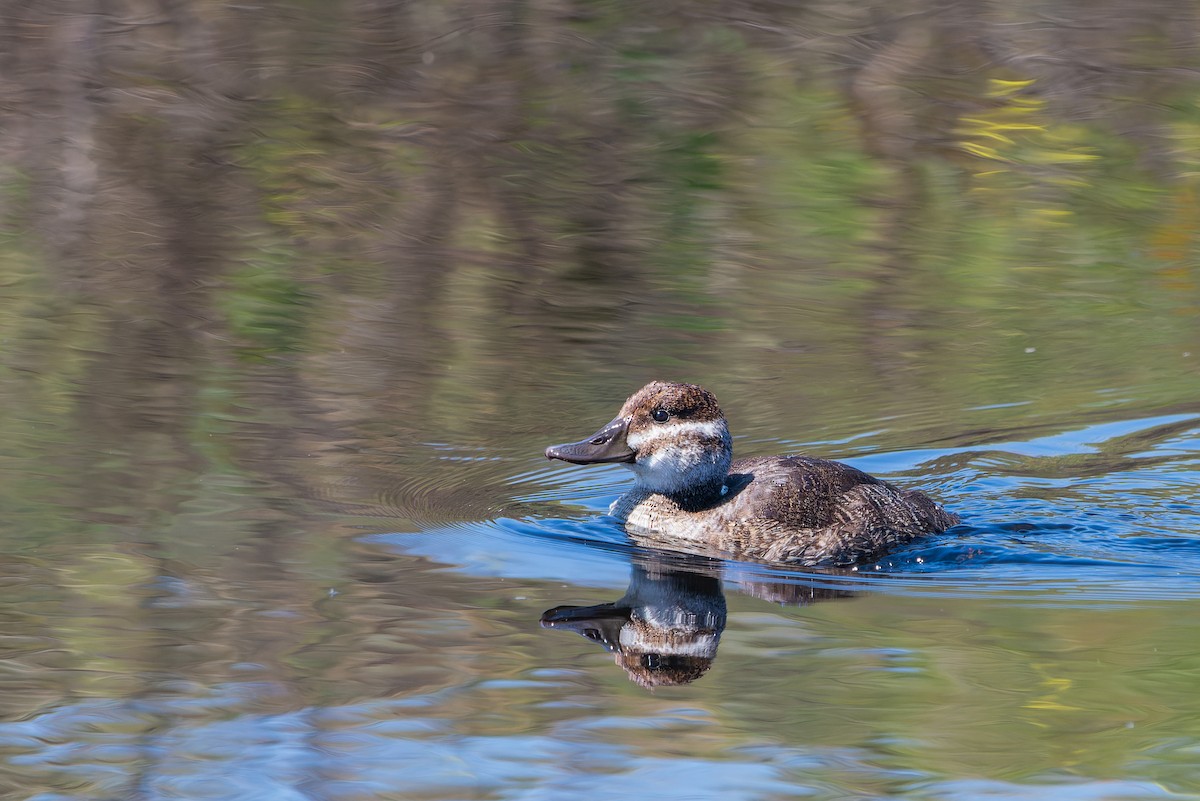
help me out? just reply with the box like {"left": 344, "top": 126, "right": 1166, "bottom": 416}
{"left": 545, "top": 381, "right": 959, "bottom": 566}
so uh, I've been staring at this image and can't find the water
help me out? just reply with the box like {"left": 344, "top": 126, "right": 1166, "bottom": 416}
{"left": 5, "top": 3, "right": 1200, "bottom": 799}
{"left": 3, "top": 388, "right": 1199, "bottom": 800}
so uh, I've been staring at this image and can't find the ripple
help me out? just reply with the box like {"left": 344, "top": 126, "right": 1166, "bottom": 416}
{"left": 371, "top": 408, "right": 1200, "bottom": 607}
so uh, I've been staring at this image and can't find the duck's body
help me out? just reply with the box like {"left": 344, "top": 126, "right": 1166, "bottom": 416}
{"left": 614, "top": 453, "right": 957, "bottom": 565}
{"left": 546, "top": 381, "right": 958, "bottom": 566}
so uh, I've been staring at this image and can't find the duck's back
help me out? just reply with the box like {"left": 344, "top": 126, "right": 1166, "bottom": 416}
{"left": 727, "top": 455, "right": 957, "bottom": 564}
{"left": 619, "top": 454, "right": 959, "bottom": 566}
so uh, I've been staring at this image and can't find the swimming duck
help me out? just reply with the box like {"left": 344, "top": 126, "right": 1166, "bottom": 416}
{"left": 545, "top": 381, "right": 958, "bottom": 566}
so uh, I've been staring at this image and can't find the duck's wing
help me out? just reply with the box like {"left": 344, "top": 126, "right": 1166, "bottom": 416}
{"left": 727, "top": 455, "right": 886, "bottom": 529}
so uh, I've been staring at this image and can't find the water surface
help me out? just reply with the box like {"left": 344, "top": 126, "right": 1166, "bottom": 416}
{"left": 3, "top": 3, "right": 1200, "bottom": 799}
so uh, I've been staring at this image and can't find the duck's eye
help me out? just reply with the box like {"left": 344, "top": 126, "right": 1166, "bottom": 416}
{"left": 652, "top": 409, "right": 670, "bottom": 423}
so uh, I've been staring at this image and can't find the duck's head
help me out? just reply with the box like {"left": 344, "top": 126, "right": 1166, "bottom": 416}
{"left": 545, "top": 381, "right": 732, "bottom": 497}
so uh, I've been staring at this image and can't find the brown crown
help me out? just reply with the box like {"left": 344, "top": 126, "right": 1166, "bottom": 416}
{"left": 619, "top": 381, "right": 724, "bottom": 422}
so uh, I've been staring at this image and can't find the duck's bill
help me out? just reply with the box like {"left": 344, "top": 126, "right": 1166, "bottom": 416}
{"left": 544, "top": 416, "right": 636, "bottom": 465}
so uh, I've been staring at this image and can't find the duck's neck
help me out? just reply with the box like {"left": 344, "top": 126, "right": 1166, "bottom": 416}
{"left": 663, "top": 475, "right": 728, "bottom": 512}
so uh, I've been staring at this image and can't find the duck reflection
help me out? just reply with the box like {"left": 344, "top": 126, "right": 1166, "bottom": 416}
{"left": 542, "top": 556, "right": 725, "bottom": 687}
{"left": 541, "top": 554, "right": 855, "bottom": 687}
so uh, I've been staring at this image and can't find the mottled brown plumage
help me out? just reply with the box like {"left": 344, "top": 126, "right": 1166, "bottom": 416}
{"left": 614, "top": 454, "right": 958, "bottom": 565}
{"left": 546, "top": 381, "right": 959, "bottom": 566}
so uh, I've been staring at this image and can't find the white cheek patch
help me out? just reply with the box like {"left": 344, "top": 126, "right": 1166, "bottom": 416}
{"left": 626, "top": 419, "right": 726, "bottom": 449}
{"left": 625, "top": 419, "right": 731, "bottom": 495}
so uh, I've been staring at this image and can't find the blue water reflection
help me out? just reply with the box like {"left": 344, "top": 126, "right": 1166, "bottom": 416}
{"left": 0, "top": 694, "right": 837, "bottom": 799}
{"left": 3, "top": 688, "right": 1192, "bottom": 800}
